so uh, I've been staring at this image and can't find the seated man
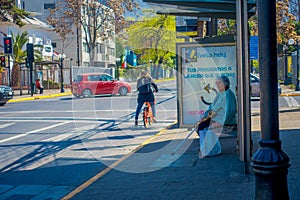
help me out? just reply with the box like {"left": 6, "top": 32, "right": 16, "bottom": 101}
{"left": 35, "top": 79, "right": 43, "bottom": 94}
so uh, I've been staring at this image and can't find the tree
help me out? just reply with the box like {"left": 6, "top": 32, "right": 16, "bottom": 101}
{"left": 276, "top": 0, "right": 297, "bottom": 45}
{"left": 126, "top": 13, "right": 177, "bottom": 78}
{"left": 10, "top": 32, "right": 43, "bottom": 87}
{"left": 47, "top": 0, "right": 139, "bottom": 66}
{"left": 11, "top": 31, "right": 28, "bottom": 86}
{"left": 0, "top": 0, "right": 29, "bottom": 27}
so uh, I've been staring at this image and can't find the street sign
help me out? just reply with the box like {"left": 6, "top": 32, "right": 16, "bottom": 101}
{"left": 249, "top": 36, "right": 259, "bottom": 60}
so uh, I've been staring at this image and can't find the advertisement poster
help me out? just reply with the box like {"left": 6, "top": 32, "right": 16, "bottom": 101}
{"left": 178, "top": 43, "right": 237, "bottom": 126}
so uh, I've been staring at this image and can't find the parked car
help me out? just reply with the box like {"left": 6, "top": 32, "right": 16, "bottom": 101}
{"left": 0, "top": 85, "right": 14, "bottom": 106}
{"left": 72, "top": 73, "right": 131, "bottom": 98}
{"left": 250, "top": 73, "right": 282, "bottom": 97}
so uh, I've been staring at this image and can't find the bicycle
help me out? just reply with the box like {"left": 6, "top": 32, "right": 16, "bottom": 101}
{"left": 142, "top": 101, "right": 153, "bottom": 128}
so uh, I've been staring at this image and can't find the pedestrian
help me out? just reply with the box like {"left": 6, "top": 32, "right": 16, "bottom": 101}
{"left": 35, "top": 79, "right": 43, "bottom": 94}
{"left": 134, "top": 70, "right": 158, "bottom": 126}
{"left": 197, "top": 75, "right": 237, "bottom": 158}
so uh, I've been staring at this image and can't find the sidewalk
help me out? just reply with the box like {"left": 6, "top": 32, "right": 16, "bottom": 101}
{"left": 280, "top": 84, "right": 300, "bottom": 96}
{"left": 66, "top": 121, "right": 300, "bottom": 200}
{"left": 8, "top": 88, "right": 72, "bottom": 103}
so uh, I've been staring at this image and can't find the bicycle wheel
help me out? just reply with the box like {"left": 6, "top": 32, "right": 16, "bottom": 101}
{"left": 143, "top": 107, "right": 149, "bottom": 128}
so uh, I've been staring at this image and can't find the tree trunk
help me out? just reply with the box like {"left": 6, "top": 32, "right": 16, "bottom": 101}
{"left": 11, "top": 64, "right": 20, "bottom": 87}
{"left": 89, "top": 48, "right": 95, "bottom": 67}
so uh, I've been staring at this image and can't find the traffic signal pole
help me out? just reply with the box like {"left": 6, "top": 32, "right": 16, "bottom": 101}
{"left": 8, "top": 55, "right": 11, "bottom": 87}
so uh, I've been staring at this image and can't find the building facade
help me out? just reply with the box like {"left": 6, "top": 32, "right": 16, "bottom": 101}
{"left": 19, "top": 0, "right": 116, "bottom": 68}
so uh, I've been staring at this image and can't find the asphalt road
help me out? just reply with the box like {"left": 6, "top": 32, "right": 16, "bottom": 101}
{"left": 0, "top": 80, "right": 299, "bottom": 199}
{"left": 0, "top": 80, "right": 178, "bottom": 200}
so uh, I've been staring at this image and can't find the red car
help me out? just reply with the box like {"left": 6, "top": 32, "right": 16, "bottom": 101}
{"left": 72, "top": 73, "right": 131, "bottom": 98}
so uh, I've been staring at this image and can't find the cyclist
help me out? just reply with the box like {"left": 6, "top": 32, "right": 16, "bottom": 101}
{"left": 134, "top": 70, "right": 158, "bottom": 126}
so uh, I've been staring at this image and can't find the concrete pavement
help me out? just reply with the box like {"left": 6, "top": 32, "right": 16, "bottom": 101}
{"left": 63, "top": 112, "right": 300, "bottom": 200}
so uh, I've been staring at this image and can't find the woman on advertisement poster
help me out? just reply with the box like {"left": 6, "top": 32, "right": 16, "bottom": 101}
{"left": 197, "top": 75, "right": 237, "bottom": 158}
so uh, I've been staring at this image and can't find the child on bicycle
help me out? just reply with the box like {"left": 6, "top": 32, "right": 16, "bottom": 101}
{"left": 135, "top": 70, "right": 158, "bottom": 126}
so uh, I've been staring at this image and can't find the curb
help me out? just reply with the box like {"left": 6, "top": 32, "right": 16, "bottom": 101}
{"left": 8, "top": 92, "right": 72, "bottom": 103}
{"left": 280, "top": 93, "right": 300, "bottom": 97}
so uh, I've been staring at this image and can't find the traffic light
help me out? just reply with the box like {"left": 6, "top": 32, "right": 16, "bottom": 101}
{"left": 0, "top": 56, "right": 5, "bottom": 67}
{"left": 25, "top": 57, "right": 30, "bottom": 68}
{"left": 26, "top": 43, "right": 34, "bottom": 62}
{"left": 3, "top": 37, "right": 13, "bottom": 55}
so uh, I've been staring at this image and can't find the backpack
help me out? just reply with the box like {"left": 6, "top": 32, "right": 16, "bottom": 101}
{"left": 138, "top": 77, "right": 151, "bottom": 94}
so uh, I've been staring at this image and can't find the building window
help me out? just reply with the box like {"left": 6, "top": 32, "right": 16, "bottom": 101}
{"left": 83, "top": 43, "right": 89, "bottom": 53}
{"left": 51, "top": 43, "right": 56, "bottom": 48}
{"left": 44, "top": 3, "right": 55, "bottom": 9}
{"left": 107, "top": 48, "right": 115, "bottom": 56}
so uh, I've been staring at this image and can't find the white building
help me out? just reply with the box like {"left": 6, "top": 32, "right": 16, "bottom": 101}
{"left": 18, "top": 0, "right": 116, "bottom": 68}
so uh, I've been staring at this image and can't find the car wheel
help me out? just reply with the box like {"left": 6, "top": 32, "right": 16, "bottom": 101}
{"left": 0, "top": 102, "right": 6, "bottom": 106}
{"left": 119, "top": 87, "right": 128, "bottom": 96}
{"left": 82, "top": 89, "right": 93, "bottom": 98}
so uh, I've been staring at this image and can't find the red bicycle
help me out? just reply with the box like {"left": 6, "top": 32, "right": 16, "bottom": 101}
{"left": 143, "top": 102, "right": 153, "bottom": 128}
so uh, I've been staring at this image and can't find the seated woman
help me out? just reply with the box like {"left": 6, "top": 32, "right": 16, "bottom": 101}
{"left": 198, "top": 76, "right": 237, "bottom": 158}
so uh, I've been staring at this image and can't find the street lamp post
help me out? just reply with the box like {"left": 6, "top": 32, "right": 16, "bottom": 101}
{"left": 59, "top": 54, "right": 65, "bottom": 93}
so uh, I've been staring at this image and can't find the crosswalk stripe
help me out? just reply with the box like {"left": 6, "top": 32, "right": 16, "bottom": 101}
{"left": 283, "top": 96, "right": 300, "bottom": 107}
{"left": 0, "top": 123, "right": 15, "bottom": 129}
{"left": 0, "top": 122, "right": 70, "bottom": 143}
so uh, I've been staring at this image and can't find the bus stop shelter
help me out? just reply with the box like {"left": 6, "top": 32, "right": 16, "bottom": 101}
{"left": 144, "top": 0, "right": 255, "bottom": 169}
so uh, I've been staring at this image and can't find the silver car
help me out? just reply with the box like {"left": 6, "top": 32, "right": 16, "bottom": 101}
{"left": 250, "top": 73, "right": 281, "bottom": 97}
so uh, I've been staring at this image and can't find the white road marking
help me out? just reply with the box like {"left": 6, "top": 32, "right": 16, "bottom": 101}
{"left": 283, "top": 96, "right": 300, "bottom": 107}
{"left": 0, "top": 122, "right": 70, "bottom": 143}
{"left": 42, "top": 133, "right": 73, "bottom": 142}
{"left": 0, "top": 123, "right": 15, "bottom": 129}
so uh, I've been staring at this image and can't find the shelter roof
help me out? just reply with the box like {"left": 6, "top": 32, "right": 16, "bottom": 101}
{"left": 144, "top": 0, "right": 256, "bottom": 19}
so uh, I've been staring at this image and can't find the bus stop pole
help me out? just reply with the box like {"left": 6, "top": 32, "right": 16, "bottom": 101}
{"left": 251, "top": 0, "right": 290, "bottom": 199}
{"left": 236, "top": 0, "right": 251, "bottom": 173}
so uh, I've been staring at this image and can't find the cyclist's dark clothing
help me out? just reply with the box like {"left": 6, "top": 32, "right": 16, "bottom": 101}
{"left": 137, "top": 76, "right": 158, "bottom": 104}
{"left": 135, "top": 76, "right": 158, "bottom": 121}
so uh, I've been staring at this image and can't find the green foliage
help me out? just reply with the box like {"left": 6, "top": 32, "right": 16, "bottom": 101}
{"left": 126, "top": 13, "right": 177, "bottom": 68}
{"left": 11, "top": 31, "right": 28, "bottom": 64}
{"left": 295, "top": 21, "right": 300, "bottom": 36}
{"left": 0, "top": 0, "right": 29, "bottom": 27}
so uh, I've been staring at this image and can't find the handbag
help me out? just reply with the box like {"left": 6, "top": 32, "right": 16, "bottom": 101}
{"left": 196, "top": 110, "right": 216, "bottom": 132}
{"left": 199, "top": 128, "right": 222, "bottom": 158}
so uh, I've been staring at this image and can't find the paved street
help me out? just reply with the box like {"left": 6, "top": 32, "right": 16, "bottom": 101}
{"left": 0, "top": 81, "right": 300, "bottom": 199}
{"left": 0, "top": 81, "right": 177, "bottom": 199}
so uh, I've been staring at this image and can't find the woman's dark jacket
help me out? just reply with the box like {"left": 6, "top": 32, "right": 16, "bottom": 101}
{"left": 137, "top": 76, "right": 158, "bottom": 103}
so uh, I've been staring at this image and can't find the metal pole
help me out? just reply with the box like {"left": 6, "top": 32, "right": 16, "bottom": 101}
{"left": 296, "top": 40, "right": 300, "bottom": 91}
{"left": 70, "top": 58, "right": 73, "bottom": 85}
{"left": 30, "top": 61, "right": 33, "bottom": 96}
{"left": 76, "top": 27, "right": 80, "bottom": 66}
{"left": 236, "top": 0, "right": 251, "bottom": 173}
{"left": 251, "top": 0, "right": 290, "bottom": 199}
{"left": 60, "top": 58, "right": 65, "bottom": 93}
{"left": 8, "top": 55, "right": 11, "bottom": 87}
